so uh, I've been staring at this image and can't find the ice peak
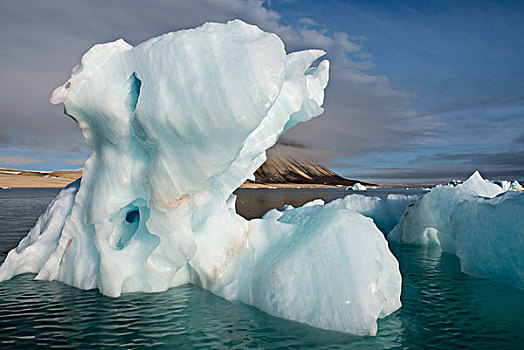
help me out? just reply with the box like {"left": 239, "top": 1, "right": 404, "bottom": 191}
{"left": 460, "top": 170, "right": 503, "bottom": 198}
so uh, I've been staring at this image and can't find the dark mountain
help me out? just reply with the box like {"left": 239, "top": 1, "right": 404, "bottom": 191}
{"left": 252, "top": 157, "right": 374, "bottom": 186}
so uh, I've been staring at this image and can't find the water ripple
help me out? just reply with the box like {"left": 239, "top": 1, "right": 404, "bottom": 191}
{"left": 1, "top": 189, "right": 524, "bottom": 348}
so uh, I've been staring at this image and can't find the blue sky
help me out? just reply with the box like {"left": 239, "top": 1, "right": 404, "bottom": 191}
{"left": 1, "top": 0, "right": 523, "bottom": 183}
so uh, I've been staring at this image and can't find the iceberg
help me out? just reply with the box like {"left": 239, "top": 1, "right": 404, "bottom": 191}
{"left": 493, "top": 180, "right": 524, "bottom": 192}
{"left": 346, "top": 182, "right": 367, "bottom": 191}
{"left": 389, "top": 171, "right": 524, "bottom": 289}
{"left": 329, "top": 194, "right": 419, "bottom": 234}
{"left": 182, "top": 197, "right": 401, "bottom": 336}
{"left": 0, "top": 20, "right": 402, "bottom": 335}
{"left": 262, "top": 193, "right": 419, "bottom": 235}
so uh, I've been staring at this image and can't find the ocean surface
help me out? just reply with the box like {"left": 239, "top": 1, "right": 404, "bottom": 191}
{"left": 1, "top": 187, "right": 523, "bottom": 349}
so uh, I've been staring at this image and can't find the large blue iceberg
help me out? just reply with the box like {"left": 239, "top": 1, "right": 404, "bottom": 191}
{"left": 389, "top": 171, "right": 524, "bottom": 290}
{"left": 0, "top": 20, "right": 402, "bottom": 336}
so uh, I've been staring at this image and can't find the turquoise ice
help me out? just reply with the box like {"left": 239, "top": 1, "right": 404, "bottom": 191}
{"left": 0, "top": 20, "right": 402, "bottom": 336}
{"left": 389, "top": 171, "right": 524, "bottom": 290}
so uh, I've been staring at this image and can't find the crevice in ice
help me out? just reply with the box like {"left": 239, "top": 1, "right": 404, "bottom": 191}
{"left": 128, "top": 72, "right": 156, "bottom": 153}
{"left": 59, "top": 239, "right": 73, "bottom": 267}
{"left": 127, "top": 72, "right": 142, "bottom": 111}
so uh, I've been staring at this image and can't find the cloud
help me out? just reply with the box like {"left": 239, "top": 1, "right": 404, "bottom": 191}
{"left": 298, "top": 17, "right": 318, "bottom": 27}
{"left": 5, "top": 0, "right": 519, "bottom": 183}
{"left": 515, "top": 134, "right": 524, "bottom": 148}
{"left": 344, "top": 149, "right": 524, "bottom": 184}
{"left": 424, "top": 151, "right": 524, "bottom": 169}
{"left": 0, "top": 156, "right": 44, "bottom": 166}
{"left": 62, "top": 157, "right": 88, "bottom": 165}
{"left": 350, "top": 164, "right": 524, "bottom": 184}
{"left": 1, "top": 0, "right": 423, "bottom": 171}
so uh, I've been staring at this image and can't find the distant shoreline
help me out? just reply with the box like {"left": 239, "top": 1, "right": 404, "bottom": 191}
{"left": 2, "top": 156, "right": 383, "bottom": 189}
{"left": 1, "top": 168, "right": 379, "bottom": 189}
{"left": 0, "top": 168, "right": 80, "bottom": 188}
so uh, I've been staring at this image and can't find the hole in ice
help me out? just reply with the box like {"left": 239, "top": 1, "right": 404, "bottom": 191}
{"left": 126, "top": 209, "right": 140, "bottom": 223}
{"left": 111, "top": 206, "right": 141, "bottom": 250}
{"left": 65, "top": 82, "right": 71, "bottom": 89}
{"left": 109, "top": 200, "right": 152, "bottom": 250}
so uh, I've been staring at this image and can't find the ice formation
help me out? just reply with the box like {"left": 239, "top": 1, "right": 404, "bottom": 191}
{"left": 262, "top": 193, "right": 419, "bottom": 236}
{"left": 0, "top": 20, "right": 402, "bottom": 336}
{"left": 346, "top": 182, "right": 367, "bottom": 191}
{"left": 389, "top": 171, "right": 524, "bottom": 289}
{"left": 493, "top": 180, "right": 524, "bottom": 192}
{"left": 327, "top": 194, "right": 419, "bottom": 234}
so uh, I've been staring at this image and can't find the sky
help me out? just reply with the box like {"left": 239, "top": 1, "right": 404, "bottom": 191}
{"left": 0, "top": 0, "right": 523, "bottom": 184}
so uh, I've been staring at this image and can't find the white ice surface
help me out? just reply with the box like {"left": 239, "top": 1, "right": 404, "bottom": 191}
{"left": 332, "top": 194, "right": 420, "bottom": 234}
{"left": 265, "top": 194, "right": 419, "bottom": 235}
{"left": 389, "top": 171, "right": 524, "bottom": 289}
{"left": 494, "top": 180, "right": 524, "bottom": 192}
{"left": 346, "top": 183, "right": 367, "bottom": 191}
{"left": 185, "top": 198, "right": 402, "bottom": 336}
{"left": 0, "top": 20, "right": 402, "bottom": 335}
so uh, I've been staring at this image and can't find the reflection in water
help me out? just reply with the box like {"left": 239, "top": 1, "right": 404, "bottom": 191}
{"left": 0, "top": 188, "right": 523, "bottom": 348}
{"left": 0, "top": 276, "right": 364, "bottom": 349}
{"left": 394, "top": 244, "right": 524, "bottom": 349}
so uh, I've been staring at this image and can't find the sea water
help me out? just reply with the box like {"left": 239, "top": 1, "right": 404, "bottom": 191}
{"left": 1, "top": 188, "right": 523, "bottom": 349}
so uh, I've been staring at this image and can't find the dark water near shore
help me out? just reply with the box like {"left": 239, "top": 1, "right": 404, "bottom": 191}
{"left": 1, "top": 187, "right": 523, "bottom": 349}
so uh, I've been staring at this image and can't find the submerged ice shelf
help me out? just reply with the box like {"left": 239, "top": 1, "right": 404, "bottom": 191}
{"left": 0, "top": 20, "right": 402, "bottom": 336}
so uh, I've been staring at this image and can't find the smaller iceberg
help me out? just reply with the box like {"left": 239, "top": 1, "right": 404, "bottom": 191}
{"left": 493, "top": 180, "right": 524, "bottom": 192}
{"left": 329, "top": 194, "right": 420, "bottom": 234}
{"left": 263, "top": 194, "right": 420, "bottom": 236}
{"left": 389, "top": 171, "right": 524, "bottom": 289}
{"left": 447, "top": 179, "right": 463, "bottom": 187}
{"left": 346, "top": 183, "right": 367, "bottom": 191}
{"left": 183, "top": 197, "right": 402, "bottom": 336}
